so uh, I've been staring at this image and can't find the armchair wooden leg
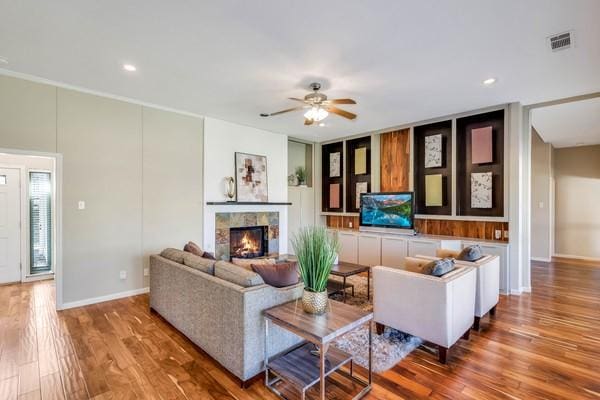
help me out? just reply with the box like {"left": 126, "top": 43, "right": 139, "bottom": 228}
{"left": 473, "top": 316, "right": 481, "bottom": 331}
{"left": 375, "top": 322, "right": 385, "bottom": 335}
{"left": 462, "top": 329, "right": 471, "bottom": 340}
{"left": 490, "top": 305, "right": 497, "bottom": 316}
{"left": 438, "top": 346, "right": 448, "bottom": 364}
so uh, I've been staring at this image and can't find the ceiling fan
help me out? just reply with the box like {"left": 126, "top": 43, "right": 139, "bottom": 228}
{"left": 260, "top": 82, "right": 357, "bottom": 125}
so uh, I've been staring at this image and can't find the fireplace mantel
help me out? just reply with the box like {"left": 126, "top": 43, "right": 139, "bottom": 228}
{"left": 206, "top": 201, "right": 292, "bottom": 205}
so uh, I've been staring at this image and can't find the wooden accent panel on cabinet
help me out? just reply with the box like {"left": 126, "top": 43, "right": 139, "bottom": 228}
{"left": 380, "top": 129, "right": 410, "bottom": 192}
{"left": 414, "top": 218, "right": 508, "bottom": 242}
{"left": 326, "top": 215, "right": 359, "bottom": 230}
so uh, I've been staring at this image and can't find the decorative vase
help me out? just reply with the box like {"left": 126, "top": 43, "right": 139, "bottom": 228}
{"left": 225, "top": 177, "right": 236, "bottom": 201}
{"left": 302, "top": 289, "right": 328, "bottom": 315}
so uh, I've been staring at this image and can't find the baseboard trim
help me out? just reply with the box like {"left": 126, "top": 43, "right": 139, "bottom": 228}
{"left": 553, "top": 253, "right": 600, "bottom": 263}
{"left": 60, "top": 287, "right": 149, "bottom": 310}
{"left": 521, "top": 286, "right": 532, "bottom": 293}
{"left": 510, "top": 289, "right": 522, "bottom": 295}
{"left": 531, "top": 257, "right": 551, "bottom": 263}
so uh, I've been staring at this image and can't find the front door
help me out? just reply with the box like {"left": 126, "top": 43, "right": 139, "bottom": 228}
{"left": 0, "top": 168, "right": 21, "bottom": 284}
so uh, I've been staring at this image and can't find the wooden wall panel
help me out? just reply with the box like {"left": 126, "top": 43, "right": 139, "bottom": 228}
{"left": 414, "top": 218, "right": 508, "bottom": 242}
{"left": 380, "top": 129, "right": 410, "bottom": 192}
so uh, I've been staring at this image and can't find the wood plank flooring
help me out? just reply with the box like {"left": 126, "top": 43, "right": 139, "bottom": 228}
{"left": 1, "top": 260, "right": 599, "bottom": 399}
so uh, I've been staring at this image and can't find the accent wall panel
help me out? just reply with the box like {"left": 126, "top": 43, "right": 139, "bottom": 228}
{"left": 413, "top": 120, "right": 452, "bottom": 215}
{"left": 380, "top": 129, "right": 410, "bottom": 192}
{"left": 456, "top": 110, "right": 504, "bottom": 217}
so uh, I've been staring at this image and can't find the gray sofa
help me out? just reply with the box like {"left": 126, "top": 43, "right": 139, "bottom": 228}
{"left": 149, "top": 250, "right": 303, "bottom": 383}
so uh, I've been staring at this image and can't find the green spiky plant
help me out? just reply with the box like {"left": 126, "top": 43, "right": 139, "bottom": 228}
{"left": 291, "top": 226, "right": 340, "bottom": 293}
{"left": 295, "top": 166, "right": 307, "bottom": 185}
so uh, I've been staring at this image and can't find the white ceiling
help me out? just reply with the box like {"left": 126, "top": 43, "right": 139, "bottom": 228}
{"left": 532, "top": 97, "right": 600, "bottom": 148}
{"left": 1, "top": 0, "right": 599, "bottom": 142}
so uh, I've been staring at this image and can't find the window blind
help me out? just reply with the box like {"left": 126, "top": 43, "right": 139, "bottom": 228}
{"left": 30, "top": 172, "right": 52, "bottom": 274}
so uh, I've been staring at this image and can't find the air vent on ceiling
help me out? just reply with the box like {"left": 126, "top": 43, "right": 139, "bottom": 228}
{"left": 548, "top": 31, "right": 573, "bottom": 52}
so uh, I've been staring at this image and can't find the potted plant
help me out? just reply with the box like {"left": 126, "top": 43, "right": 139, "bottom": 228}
{"left": 295, "top": 166, "right": 307, "bottom": 186}
{"left": 291, "top": 226, "right": 340, "bottom": 314}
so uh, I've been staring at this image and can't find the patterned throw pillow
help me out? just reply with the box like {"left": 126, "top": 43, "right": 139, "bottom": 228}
{"left": 183, "top": 241, "right": 204, "bottom": 257}
{"left": 422, "top": 258, "right": 456, "bottom": 277}
{"left": 456, "top": 245, "right": 483, "bottom": 262}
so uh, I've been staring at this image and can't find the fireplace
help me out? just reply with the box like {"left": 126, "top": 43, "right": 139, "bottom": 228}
{"left": 229, "top": 226, "right": 269, "bottom": 259}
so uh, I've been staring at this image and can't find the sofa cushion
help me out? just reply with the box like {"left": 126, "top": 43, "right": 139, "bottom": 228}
{"left": 183, "top": 241, "right": 204, "bottom": 257}
{"left": 183, "top": 252, "right": 216, "bottom": 275}
{"left": 457, "top": 245, "right": 484, "bottom": 262}
{"left": 215, "top": 261, "right": 265, "bottom": 287}
{"left": 160, "top": 248, "right": 187, "bottom": 264}
{"left": 422, "top": 258, "right": 456, "bottom": 277}
{"left": 251, "top": 262, "right": 299, "bottom": 288}
{"left": 231, "top": 257, "right": 275, "bottom": 271}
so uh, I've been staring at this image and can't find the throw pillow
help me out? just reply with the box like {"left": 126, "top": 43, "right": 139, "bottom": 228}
{"left": 214, "top": 261, "right": 265, "bottom": 287}
{"left": 231, "top": 257, "right": 276, "bottom": 271}
{"left": 422, "top": 258, "right": 456, "bottom": 277}
{"left": 183, "top": 253, "right": 216, "bottom": 275}
{"left": 456, "top": 245, "right": 483, "bottom": 262}
{"left": 183, "top": 241, "right": 203, "bottom": 257}
{"left": 251, "top": 262, "right": 299, "bottom": 288}
{"left": 160, "top": 248, "right": 187, "bottom": 264}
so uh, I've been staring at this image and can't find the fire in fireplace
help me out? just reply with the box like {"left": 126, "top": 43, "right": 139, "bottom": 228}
{"left": 229, "top": 226, "right": 268, "bottom": 259}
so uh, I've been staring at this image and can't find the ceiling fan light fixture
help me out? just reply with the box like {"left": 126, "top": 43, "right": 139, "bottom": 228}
{"left": 304, "top": 106, "right": 328, "bottom": 122}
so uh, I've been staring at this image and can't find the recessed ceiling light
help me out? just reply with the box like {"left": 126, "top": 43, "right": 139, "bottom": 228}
{"left": 123, "top": 64, "right": 137, "bottom": 72}
{"left": 483, "top": 77, "right": 497, "bottom": 86}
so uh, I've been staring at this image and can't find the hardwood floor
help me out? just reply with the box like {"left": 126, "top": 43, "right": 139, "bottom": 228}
{"left": 1, "top": 260, "right": 599, "bottom": 399}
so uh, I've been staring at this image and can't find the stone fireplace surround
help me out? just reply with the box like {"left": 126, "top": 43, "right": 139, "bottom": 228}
{"left": 215, "top": 212, "right": 279, "bottom": 260}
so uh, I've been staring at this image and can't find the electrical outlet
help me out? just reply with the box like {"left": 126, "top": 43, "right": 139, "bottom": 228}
{"left": 494, "top": 230, "right": 502, "bottom": 240}
{"left": 120, "top": 270, "right": 127, "bottom": 280}
{"left": 143, "top": 268, "right": 149, "bottom": 277}
{"left": 503, "top": 230, "right": 509, "bottom": 239}
{"left": 78, "top": 201, "right": 85, "bottom": 210}
{"left": 348, "top": 221, "right": 353, "bottom": 228}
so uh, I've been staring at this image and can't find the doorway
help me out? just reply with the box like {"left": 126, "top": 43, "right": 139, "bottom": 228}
{"left": 0, "top": 167, "right": 21, "bottom": 284}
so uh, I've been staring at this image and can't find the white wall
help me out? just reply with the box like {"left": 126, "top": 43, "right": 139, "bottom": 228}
{"left": 0, "top": 74, "right": 204, "bottom": 307}
{"left": 554, "top": 145, "right": 600, "bottom": 259}
{"left": 288, "top": 140, "right": 306, "bottom": 177}
{"left": 203, "top": 117, "right": 288, "bottom": 254}
{"left": 530, "top": 128, "right": 553, "bottom": 261}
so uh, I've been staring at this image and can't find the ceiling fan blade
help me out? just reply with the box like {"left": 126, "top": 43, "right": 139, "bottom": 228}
{"left": 325, "top": 106, "right": 357, "bottom": 120}
{"left": 304, "top": 118, "right": 314, "bottom": 126}
{"left": 288, "top": 97, "right": 308, "bottom": 103}
{"left": 323, "top": 98, "right": 356, "bottom": 105}
{"left": 268, "top": 106, "right": 304, "bottom": 116}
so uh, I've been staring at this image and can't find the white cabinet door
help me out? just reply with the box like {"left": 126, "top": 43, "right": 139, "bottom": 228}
{"left": 358, "top": 235, "right": 381, "bottom": 266}
{"left": 338, "top": 231, "right": 358, "bottom": 264}
{"left": 287, "top": 187, "right": 314, "bottom": 255}
{"left": 408, "top": 239, "right": 439, "bottom": 257}
{"left": 464, "top": 241, "right": 510, "bottom": 294}
{"left": 0, "top": 168, "right": 21, "bottom": 284}
{"left": 381, "top": 236, "right": 408, "bottom": 268}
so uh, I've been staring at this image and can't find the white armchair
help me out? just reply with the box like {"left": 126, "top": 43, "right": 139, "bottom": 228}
{"left": 373, "top": 261, "right": 477, "bottom": 363}
{"left": 422, "top": 250, "right": 500, "bottom": 330}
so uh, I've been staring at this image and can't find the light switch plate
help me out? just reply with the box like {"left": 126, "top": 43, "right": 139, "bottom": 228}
{"left": 78, "top": 201, "right": 85, "bottom": 210}
{"left": 143, "top": 268, "right": 149, "bottom": 277}
{"left": 494, "top": 230, "right": 502, "bottom": 240}
{"left": 503, "top": 230, "right": 509, "bottom": 239}
{"left": 120, "top": 270, "right": 127, "bottom": 280}
{"left": 349, "top": 221, "right": 353, "bottom": 228}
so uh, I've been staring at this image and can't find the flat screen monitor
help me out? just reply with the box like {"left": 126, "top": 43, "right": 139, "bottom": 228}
{"left": 360, "top": 192, "right": 415, "bottom": 230}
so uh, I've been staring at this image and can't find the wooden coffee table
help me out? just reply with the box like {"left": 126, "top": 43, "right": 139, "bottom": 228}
{"left": 330, "top": 262, "right": 371, "bottom": 303}
{"left": 264, "top": 300, "right": 373, "bottom": 400}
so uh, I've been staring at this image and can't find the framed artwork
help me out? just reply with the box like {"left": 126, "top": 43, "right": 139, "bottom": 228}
{"left": 471, "top": 172, "right": 492, "bottom": 208}
{"left": 471, "top": 126, "right": 493, "bottom": 164}
{"left": 329, "top": 152, "right": 341, "bottom": 177}
{"left": 424, "top": 134, "right": 442, "bottom": 168}
{"left": 425, "top": 174, "right": 443, "bottom": 206}
{"left": 356, "top": 182, "right": 368, "bottom": 208}
{"left": 354, "top": 147, "right": 367, "bottom": 175}
{"left": 234, "top": 152, "right": 268, "bottom": 202}
{"left": 329, "top": 183, "right": 340, "bottom": 208}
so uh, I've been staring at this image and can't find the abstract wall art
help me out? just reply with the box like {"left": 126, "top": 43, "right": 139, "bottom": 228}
{"left": 471, "top": 172, "right": 492, "bottom": 208}
{"left": 471, "top": 126, "right": 493, "bottom": 164}
{"left": 354, "top": 147, "right": 367, "bottom": 175}
{"left": 329, "top": 183, "right": 340, "bottom": 208}
{"left": 425, "top": 174, "right": 443, "bottom": 207}
{"left": 234, "top": 152, "right": 268, "bottom": 202}
{"left": 424, "top": 134, "right": 442, "bottom": 168}
{"left": 329, "top": 152, "right": 341, "bottom": 177}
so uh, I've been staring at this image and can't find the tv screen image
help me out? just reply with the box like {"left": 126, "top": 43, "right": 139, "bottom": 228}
{"left": 360, "top": 192, "right": 414, "bottom": 229}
